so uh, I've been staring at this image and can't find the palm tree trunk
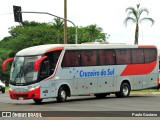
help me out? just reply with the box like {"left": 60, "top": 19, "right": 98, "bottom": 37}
{"left": 134, "top": 24, "right": 139, "bottom": 45}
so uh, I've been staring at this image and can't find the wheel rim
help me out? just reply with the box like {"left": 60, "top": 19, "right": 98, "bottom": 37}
{"left": 61, "top": 90, "right": 66, "bottom": 100}
{"left": 123, "top": 86, "right": 128, "bottom": 96}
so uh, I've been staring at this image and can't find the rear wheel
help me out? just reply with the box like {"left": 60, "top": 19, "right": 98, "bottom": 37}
{"left": 94, "top": 93, "right": 108, "bottom": 98}
{"left": 33, "top": 99, "right": 43, "bottom": 104}
{"left": 57, "top": 87, "right": 67, "bottom": 102}
{"left": 115, "top": 83, "right": 130, "bottom": 98}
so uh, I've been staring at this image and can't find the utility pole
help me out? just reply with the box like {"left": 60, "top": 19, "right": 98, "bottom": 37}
{"left": 64, "top": 0, "right": 67, "bottom": 44}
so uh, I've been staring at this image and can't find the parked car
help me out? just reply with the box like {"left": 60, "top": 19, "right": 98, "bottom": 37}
{"left": 0, "top": 80, "right": 5, "bottom": 93}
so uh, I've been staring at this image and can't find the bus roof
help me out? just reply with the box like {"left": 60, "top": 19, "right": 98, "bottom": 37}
{"left": 16, "top": 44, "right": 156, "bottom": 56}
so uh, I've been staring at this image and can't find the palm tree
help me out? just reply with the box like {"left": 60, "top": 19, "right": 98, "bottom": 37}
{"left": 51, "top": 18, "right": 64, "bottom": 44}
{"left": 86, "top": 24, "right": 103, "bottom": 41}
{"left": 124, "top": 4, "right": 154, "bottom": 45}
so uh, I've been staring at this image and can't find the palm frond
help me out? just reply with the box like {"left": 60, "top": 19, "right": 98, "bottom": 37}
{"left": 125, "top": 7, "right": 134, "bottom": 12}
{"left": 139, "top": 17, "right": 155, "bottom": 26}
{"left": 139, "top": 8, "right": 149, "bottom": 17}
{"left": 136, "top": 4, "right": 140, "bottom": 9}
{"left": 126, "top": 7, "right": 138, "bottom": 20}
{"left": 124, "top": 17, "right": 136, "bottom": 27}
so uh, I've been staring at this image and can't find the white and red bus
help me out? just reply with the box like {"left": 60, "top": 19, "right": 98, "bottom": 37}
{"left": 2, "top": 44, "right": 159, "bottom": 103}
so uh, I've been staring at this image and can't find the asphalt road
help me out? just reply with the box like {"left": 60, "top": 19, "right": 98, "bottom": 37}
{"left": 0, "top": 92, "right": 160, "bottom": 120}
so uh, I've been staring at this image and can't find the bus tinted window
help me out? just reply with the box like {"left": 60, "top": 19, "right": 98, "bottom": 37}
{"left": 62, "top": 51, "right": 80, "bottom": 67}
{"left": 144, "top": 48, "right": 157, "bottom": 63}
{"left": 131, "top": 49, "right": 144, "bottom": 64}
{"left": 81, "top": 50, "right": 97, "bottom": 66}
{"left": 106, "top": 50, "right": 116, "bottom": 65}
{"left": 39, "top": 51, "right": 61, "bottom": 80}
{"left": 99, "top": 50, "right": 115, "bottom": 65}
{"left": 62, "top": 48, "right": 157, "bottom": 67}
{"left": 116, "top": 49, "right": 131, "bottom": 64}
{"left": 99, "top": 50, "right": 105, "bottom": 65}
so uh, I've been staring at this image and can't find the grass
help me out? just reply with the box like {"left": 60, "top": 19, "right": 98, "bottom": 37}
{"left": 5, "top": 87, "right": 9, "bottom": 92}
{"left": 131, "top": 89, "right": 160, "bottom": 94}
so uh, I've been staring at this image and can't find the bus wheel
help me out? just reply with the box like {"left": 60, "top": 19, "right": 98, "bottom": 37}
{"left": 33, "top": 99, "right": 43, "bottom": 104}
{"left": 57, "top": 87, "right": 67, "bottom": 103}
{"left": 2, "top": 88, "right": 5, "bottom": 93}
{"left": 94, "top": 93, "right": 107, "bottom": 98}
{"left": 115, "top": 83, "right": 130, "bottom": 98}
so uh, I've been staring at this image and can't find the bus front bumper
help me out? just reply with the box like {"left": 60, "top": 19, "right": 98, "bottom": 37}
{"left": 9, "top": 87, "right": 40, "bottom": 100}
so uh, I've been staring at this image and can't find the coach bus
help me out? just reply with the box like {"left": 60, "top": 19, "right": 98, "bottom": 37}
{"left": 2, "top": 44, "right": 159, "bottom": 103}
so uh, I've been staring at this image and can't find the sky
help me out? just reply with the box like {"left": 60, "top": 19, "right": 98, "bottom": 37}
{"left": 0, "top": 0, "right": 160, "bottom": 48}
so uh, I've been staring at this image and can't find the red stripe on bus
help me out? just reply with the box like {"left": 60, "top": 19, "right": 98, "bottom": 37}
{"left": 138, "top": 45, "right": 157, "bottom": 48}
{"left": 46, "top": 47, "right": 64, "bottom": 53}
{"left": 120, "top": 61, "right": 157, "bottom": 76}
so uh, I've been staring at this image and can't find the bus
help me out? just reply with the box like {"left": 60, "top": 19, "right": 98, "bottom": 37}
{"left": 2, "top": 44, "right": 159, "bottom": 103}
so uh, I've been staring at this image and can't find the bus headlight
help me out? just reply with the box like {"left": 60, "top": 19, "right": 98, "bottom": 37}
{"left": 28, "top": 85, "right": 40, "bottom": 91}
{"left": 9, "top": 88, "right": 13, "bottom": 91}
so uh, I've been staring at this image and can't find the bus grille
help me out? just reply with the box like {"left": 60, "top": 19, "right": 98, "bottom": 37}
{"left": 14, "top": 94, "right": 28, "bottom": 98}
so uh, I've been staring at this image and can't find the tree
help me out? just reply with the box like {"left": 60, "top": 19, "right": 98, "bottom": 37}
{"left": 86, "top": 24, "right": 103, "bottom": 41}
{"left": 51, "top": 18, "right": 64, "bottom": 44}
{"left": 124, "top": 4, "right": 154, "bottom": 45}
{"left": 0, "top": 21, "right": 109, "bottom": 80}
{"left": 8, "top": 21, "right": 57, "bottom": 52}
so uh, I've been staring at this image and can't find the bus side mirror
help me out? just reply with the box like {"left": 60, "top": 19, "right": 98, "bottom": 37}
{"left": 34, "top": 56, "right": 48, "bottom": 71}
{"left": 2, "top": 58, "right": 14, "bottom": 71}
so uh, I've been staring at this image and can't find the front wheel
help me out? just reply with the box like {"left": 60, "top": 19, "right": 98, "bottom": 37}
{"left": 115, "top": 83, "right": 131, "bottom": 98}
{"left": 56, "top": 87, "right": 67, "bottom": 103}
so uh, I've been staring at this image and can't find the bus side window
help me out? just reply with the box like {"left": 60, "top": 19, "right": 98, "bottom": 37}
{"left": 99, "top": 50, "right": 106, "bottom": 65}
{"left": 106, "top": 50, "right": 116, "bottom": 65}
{"left": 62, "top": 50, "right": 80, "bottom": 67}
{"left": 39, "top": 60, "right": 50, "bottom": 80}
{"left": 39, "top": 50, "right": 62, "bottom": 81}
{"left": 131, "top": 49, "right": 144, "bottom": 64}
{"left": 144, "top": 48, "right": 157, "bottom": 63}
{"left": 81, "top": 50, "right": 97, "bottom": 66}
{"left": 52, "top": 51, "right": 61, "bottom": 72}
{"left": 116, "top": 49, "right": 131, "bottom": 64}
{"left": 99, "top": 49, "right": 116, "bottom": 65}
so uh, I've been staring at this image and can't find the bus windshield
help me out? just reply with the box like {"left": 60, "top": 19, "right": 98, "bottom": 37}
{"left": 10, "top": 56, "right": 40, "bottom": 85}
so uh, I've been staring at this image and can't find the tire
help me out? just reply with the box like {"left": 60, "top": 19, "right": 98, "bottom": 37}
{"left": 94, "top": 93, "right": 107, "bottom": 98}
{"left": 115, "top": 83, "right": 131, "bottom": 98}
{"left": 57, "top": 87, "right": 67, "bottom": 103}
{"left": 33, "top": 99, "right": 43, "bottom": 104}
{"left": 2, "top": 87, "right": 5, "bottom": 93}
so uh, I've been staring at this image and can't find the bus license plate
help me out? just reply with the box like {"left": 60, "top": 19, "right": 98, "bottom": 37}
{"left": 18, "top": 97, "right": 24, "bottom": 100}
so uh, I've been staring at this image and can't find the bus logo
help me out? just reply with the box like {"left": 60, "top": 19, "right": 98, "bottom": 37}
{"left": 70, "top": 68, "right": 115, "bottom": 78}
